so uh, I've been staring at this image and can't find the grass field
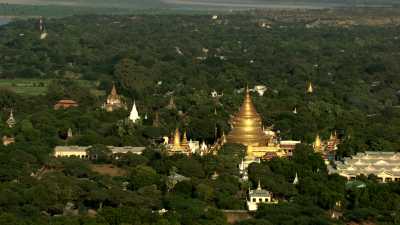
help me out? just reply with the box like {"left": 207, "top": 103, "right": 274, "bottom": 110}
{"left": 0, "top": 79, "right": 105, "bottom": 96}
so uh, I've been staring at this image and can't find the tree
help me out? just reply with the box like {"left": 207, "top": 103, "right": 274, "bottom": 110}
{"left": 128, "top": 165, "right": 161, "bottom": 190}
{"left": 86, "top": 144, "right": 112, "bottom": 163}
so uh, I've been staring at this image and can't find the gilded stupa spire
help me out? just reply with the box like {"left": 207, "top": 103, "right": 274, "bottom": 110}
{"left": 173, "top": 128, "right": 181, "bottom": 147}
{"left": 182, "top": 130, "right": 188, "bottom": 146}
{"left": 313, "top": 133, "right": 322, "bottom": 152}
{"left": 226, "top": 88, "right": 267, "bottom": 146}
{"left": 111, "top": 84, "right": 117, "bottom": 96}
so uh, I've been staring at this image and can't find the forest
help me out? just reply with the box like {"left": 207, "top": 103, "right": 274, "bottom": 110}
{"left": 0, "top": 12, "right": 399, "bottom": 224}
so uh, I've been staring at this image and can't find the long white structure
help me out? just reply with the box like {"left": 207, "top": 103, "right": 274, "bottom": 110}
{"left": 336, "top": 151, "right": 400, "bottom": 182}
{"left": 54, "top": 146, "right": 145, "bottom": 158}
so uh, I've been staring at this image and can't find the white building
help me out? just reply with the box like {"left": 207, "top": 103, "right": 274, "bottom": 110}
{"left": 336, "top": 151, "right": 400, "bottom": 182}
{"left": 253, "top": 85, "right": 267, "bottom": 96}
{"left": 247, "top": 181, "right": 277, "bottom": 211}
{"left": 129, "top": 101, "right": 140, "bottom": 123}
{"left": 188, "top": 140, "right": 200, "bottom": 154}
{"left": 54, "top": 146, "right": 145, "bottom": 158}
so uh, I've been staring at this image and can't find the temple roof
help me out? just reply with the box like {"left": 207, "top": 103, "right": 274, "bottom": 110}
{"left": 336, "top": 152, "right": 400, "bottom": 177}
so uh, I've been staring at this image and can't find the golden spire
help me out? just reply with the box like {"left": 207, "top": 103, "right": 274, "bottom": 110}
{"left": 173, "top": 128, "right": 181, "bottom": 147}
{"left": 226, "top": 88, "right": 267, "bottom": 146}
{"left": 181, "top": 130, "right": 188, "bottom": 146}
{"left": 221, "top": 131, "right": 227, "bottom": 144}
{"left": 329, "top": 131, "right": 334, "bottom": 140}
{"left": 313, "top": 134, "right": 322, "bottom": 152}
{"left": 111, "top": 84, "right": 117, "bottom": 96}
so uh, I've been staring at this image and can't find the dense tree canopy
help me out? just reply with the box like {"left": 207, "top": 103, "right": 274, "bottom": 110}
{"left": 0, "top": 12, "right": 399, "bottom": 225}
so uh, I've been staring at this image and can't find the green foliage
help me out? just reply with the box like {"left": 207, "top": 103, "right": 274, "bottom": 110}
{"left": 87, "top": 144, "right": 112, "bottom": 163}
{"left": 0, "top": 13, "right": 399, "bottom": 225}
{"left": 128, "top": 165, "right": 161, "bottom": 190}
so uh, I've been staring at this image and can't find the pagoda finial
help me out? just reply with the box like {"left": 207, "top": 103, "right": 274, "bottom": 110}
{"left": 182, "top": 130, "right": 188, "bottom": 146}
{"left": 257, "top": 179, "right": 262, "bottom": 190}
{"left": 173, "top": 128, "right": 181, "bottom": 147}
{"left": 222, "top": 131, "right": 227, "bottom": 144}
{"left": 329, "top": 131, "right": 334, "bottom": 140}
{"left": 6, "top": 109, "right": 16, "bottom": 128}
{"left": 111, "top": 83, "right": 117, "bottom": 96}
{"left": 313, "top": 133, "right": 322, "bottom": 152}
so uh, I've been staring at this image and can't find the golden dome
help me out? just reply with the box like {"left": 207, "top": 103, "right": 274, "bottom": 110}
{"left": 226, "top": 89, "right": 267, "bottom": 146}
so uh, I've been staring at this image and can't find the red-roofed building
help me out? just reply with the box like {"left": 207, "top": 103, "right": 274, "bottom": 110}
{"left": 54, "top": 100, "right": 79, "bottom": 110}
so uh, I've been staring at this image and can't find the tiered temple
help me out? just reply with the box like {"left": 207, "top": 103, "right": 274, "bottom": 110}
{"left": 227, "top": 88, "right": 300, "bottom": 160}
{"left": 313, "top": 132, "right": 340, "bottom": 162}
{"left": 103, "top": 84, "right": 127, "bottom": 112}
{"left": 229, "top": 88, "right": 300, "bottom": 180}
{"left": 167, "top": 128, "right": 192, "bottom": 155}
{"left": 227, "top": 88, "right": 267, "bottom": 146}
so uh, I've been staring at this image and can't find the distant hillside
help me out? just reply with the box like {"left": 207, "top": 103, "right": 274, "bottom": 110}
{"left": 0, "top": 0, "right": 164, "bottom": 8}
{"left": 0, "top": 0, "right": 398, "bottom": 9}
{"left": 0, "top": 0, "right": 398, "bottom": 17}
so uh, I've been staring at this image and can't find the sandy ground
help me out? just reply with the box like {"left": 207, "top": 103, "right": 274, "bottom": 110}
{"left": 90, "top": 164, "right": 127, "bottom": 177}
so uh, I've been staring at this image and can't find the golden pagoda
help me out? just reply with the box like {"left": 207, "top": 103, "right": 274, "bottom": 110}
{"left": 227, "top": 88, "right": 267, "bottom": 146}
{"left": 168, "top": 128, "right": 191, "bottom": 155}
{"left": 103, "top": 84, "right": 127, "bottom": 112}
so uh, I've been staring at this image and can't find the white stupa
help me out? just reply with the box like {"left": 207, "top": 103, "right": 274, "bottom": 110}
{"left": 293, "top": 172, "right": 299, "bottom": 185}
{"left": 129, "top": 101, "right": 140, "bottom": 123}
